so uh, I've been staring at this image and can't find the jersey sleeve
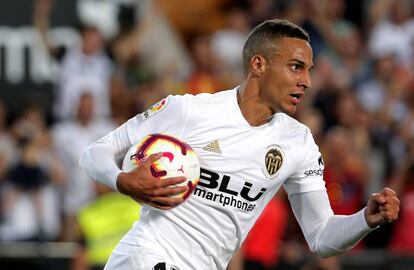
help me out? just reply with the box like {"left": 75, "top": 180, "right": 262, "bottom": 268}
{"left": 289, "top": 190, "right": 375, "bottom": 257}
{"left": 283, "top": 127, "right": 326, "bottom": 196}
{"left": 79, "top": 95, "right": 191, "bottom": 190}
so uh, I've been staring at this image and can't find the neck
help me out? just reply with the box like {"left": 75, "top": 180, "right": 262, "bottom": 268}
{"left": 237, "top": 79, "right": 275, "bottom": 126}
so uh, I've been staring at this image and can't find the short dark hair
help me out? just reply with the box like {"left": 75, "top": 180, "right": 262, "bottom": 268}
{"left": 242, "top": 19, "right": 310, "bottom": 75}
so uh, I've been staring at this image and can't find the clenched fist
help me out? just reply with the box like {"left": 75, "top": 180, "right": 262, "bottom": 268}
{"left": 365, "top": 187, "right": 400, "bottom": 227}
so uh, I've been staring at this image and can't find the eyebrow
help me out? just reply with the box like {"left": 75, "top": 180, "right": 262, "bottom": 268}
{"left": 291, "top": 59, "right": 314, "bottom": 71}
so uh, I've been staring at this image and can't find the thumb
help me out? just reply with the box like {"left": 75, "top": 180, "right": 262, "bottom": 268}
{"left": 366, "top": 193, "right": 384, "bottom": 215}
{"left": 365, "top": 194, "right": 383, "bottom": 228}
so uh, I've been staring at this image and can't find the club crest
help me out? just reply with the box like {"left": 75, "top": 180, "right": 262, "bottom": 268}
{"left": 263, "top": 146, "right": 283, "bottom": 178}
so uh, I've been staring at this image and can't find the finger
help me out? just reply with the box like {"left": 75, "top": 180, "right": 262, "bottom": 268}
{"left": 147, "top": 203, "right": 174, "bottom": 210}
{"left": 371, "top": 193, "right": 386, "bottom": 205}
{"left": 385, "top": 196, "right": 400, "bottom": 206}
{"left": 134, "top": 197, "right": 174, "bottom": 210}
{"left": 379, "top": 197, "right": 400, "bottom": 211}
{"left": 379, "top": 187, "right": 397, "bottom": 197}
{"left": 130, "top": 196, "right": 144, "bottom": 205}
{"left": 130, "top": 195, "right": 180, "bottom": 210}
{"left": 379, "top": 203, "right": 399, "bottom": 214}
{"left": 379, "top": 203, "right": 399, "bottom": 217}
{"left": 380, "top": 210, "right": 398, "bottom": 223}
{"left": 150, "top": 196, "right": 184, "bottom": 208}
{"left": 135, "top": 176, "right": 187, "bottom": 192}
{"left": 151, "top": 185, "right": 189, "bottom": 197}
{"left": 158, "top": 176, "right": 188, "bottom": 187}
{"left": 142, "top": 153, "right": 164, "bottom": 167}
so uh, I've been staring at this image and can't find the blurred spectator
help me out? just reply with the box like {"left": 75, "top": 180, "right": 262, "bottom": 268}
{"left": 293, "top": 0, "right": 355, "bottom": 61}
{"left": 0, "top": 100, "right": 16, "bottom": 182}
{"left": 34, "top": 0, "right": 115, "bottom": 122}
{"left": 355, "top": 53, "right": 408, "bottom": 122}
{"left": 355, "top": 52, "right": 410, "bottom": 181}
{"left": 186, "top": 34, "right": 223, "bottom": 94}
{"left": 311, "top": 57, "right": 346, "bottom": 130}
{"left": 334, "top": 93, "right": 386, "bottom": 199}
{"left": 246, "top": 0, "right": 277, "bottom": 27}
{"left": 158, "top": 0, "right": 229, "bottom": 38}
{"left": 135, "top": 0, "right": 193, "bottom": 82}
{"left": 110, "top": 3, "right": 155, "bottom": 89}
{"left": 52, "top": 93, "right": 115, "bottom": 241}
{"left": 211, "top": 6, "right": 250, "bottom": 83}
{"left": 0, "top": 104, "right": 64, "bottom": 241}
{"left": 296, "top": 107, "right": 324, "bottom": 145}
{"left": 133, "top": 78, "right": 171, "bottom": 115}
{"left": 321, "top": 127, "right": 367, "bottom": 215}
{"left": 368, "top": 0, "right": 414, "bottom": 68}
{"left": 109, "top": 0, "right": 195, "bottom": 120}
{"left": 322, "top": 22, "right": 371, "bottom": 90}
{"left": 71, "top": 182, "right": 140, "bottom": 270}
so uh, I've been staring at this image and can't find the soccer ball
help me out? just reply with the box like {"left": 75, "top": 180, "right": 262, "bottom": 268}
{"left": 122, "top": 133, "right": 200, "bottom": 200}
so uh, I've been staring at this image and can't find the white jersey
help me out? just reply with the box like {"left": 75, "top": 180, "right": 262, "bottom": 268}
{"left": 80, "top": 87, "right": 373, "bottom": 270}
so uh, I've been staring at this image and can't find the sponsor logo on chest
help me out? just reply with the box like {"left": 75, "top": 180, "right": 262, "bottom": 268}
{"left": 193, "top": 168, "right": 267, "bottom": 212}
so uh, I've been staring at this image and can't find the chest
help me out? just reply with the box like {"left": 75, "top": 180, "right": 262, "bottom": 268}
{"left": 186, "top": 126, "right": 299, "bottom": 192}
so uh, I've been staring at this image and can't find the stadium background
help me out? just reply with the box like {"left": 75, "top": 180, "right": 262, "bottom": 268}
{"left": 0, "top": 0, "right": 413, "bottom": 269}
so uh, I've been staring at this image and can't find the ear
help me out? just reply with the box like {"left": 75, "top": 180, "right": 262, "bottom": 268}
{"left": 250, "top": 55, "right": 267, "bottom": 77}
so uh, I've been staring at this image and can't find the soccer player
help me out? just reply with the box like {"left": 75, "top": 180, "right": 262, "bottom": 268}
{"left": 79, "top": 19, "right": 400, "bottom": 270}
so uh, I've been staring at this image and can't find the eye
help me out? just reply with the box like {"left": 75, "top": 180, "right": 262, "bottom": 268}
{"left": 291, "top": 63, "right": 301, "bottom": 71}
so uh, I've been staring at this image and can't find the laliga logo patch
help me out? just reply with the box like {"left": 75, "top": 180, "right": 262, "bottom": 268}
{"left": 263, "top": 145, "right": 283, "bottom": 178}
{"left": 141, "top": 97, "right": 169, "bottom": 120}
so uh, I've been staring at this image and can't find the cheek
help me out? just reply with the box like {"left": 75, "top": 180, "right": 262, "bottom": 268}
{"left": 272, "top": 77, "right": 292, "bottom": 95}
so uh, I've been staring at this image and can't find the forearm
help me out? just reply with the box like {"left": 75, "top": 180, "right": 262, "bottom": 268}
{"left": 312, "top": 208, "right": 373, "bottom": 257}
{"left": 289, "top": 190, "right": 376, "bottom": 257}
{"left": 79, "top": 139, "right": 123, "bottom": 190}
{"left": 79, "top": 125, "right": 132, "bottom": 190}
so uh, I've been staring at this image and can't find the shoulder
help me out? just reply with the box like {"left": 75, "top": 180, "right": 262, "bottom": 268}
{"left": 275, "top": 113, "right": 316, "bottom": 149}
{"left": 277, "top": 113, "right": 311, "bottom": 136}
{"left": 187, "top": 89, "right": 237, "bottom": 106}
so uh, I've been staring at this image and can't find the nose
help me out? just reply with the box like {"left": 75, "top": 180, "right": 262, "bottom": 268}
{"left": 298, "top": 71, "right": 311, "bottom": 90}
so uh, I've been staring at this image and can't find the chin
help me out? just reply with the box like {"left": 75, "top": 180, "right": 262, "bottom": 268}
{"left": 281, "top": 107, "right": 297, "bottom": 116}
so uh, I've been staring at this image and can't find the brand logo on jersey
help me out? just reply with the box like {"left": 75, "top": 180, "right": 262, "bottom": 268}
{"left": 193, "top": 168, "right": 267, "bottom": 212}
{"left": 318, "top": 155, "right": 324, "bottom": 166}
{"left": 203, "top": 140, "right": 222, "bottom": 154}
{"left": 141, "top": 97, "right": 169, "bottom": 120}
{"left": 152, "top": 262, "right": 179, "bottom": 270}
{"left": 304, "top": 155, "right": 324, "bottom": 177}
{"left": 304, "top": 168, "right": 324, "bottom": 177}
{"left": 263, "top": 146, "right": 283, "bottom": 178}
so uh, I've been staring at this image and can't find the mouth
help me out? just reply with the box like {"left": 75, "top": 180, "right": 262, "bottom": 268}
{"left": 289, "top": 93, "right": 303, "bottom": 104}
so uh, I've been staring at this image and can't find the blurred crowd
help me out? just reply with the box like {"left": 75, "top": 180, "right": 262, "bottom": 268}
{"left": 0, "top": 0, "right": 414, "bottom": 269}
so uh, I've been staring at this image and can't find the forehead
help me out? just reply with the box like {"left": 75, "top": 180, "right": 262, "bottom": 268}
{"left": 271, "top": 37, "right": 313, "bottom": 66}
